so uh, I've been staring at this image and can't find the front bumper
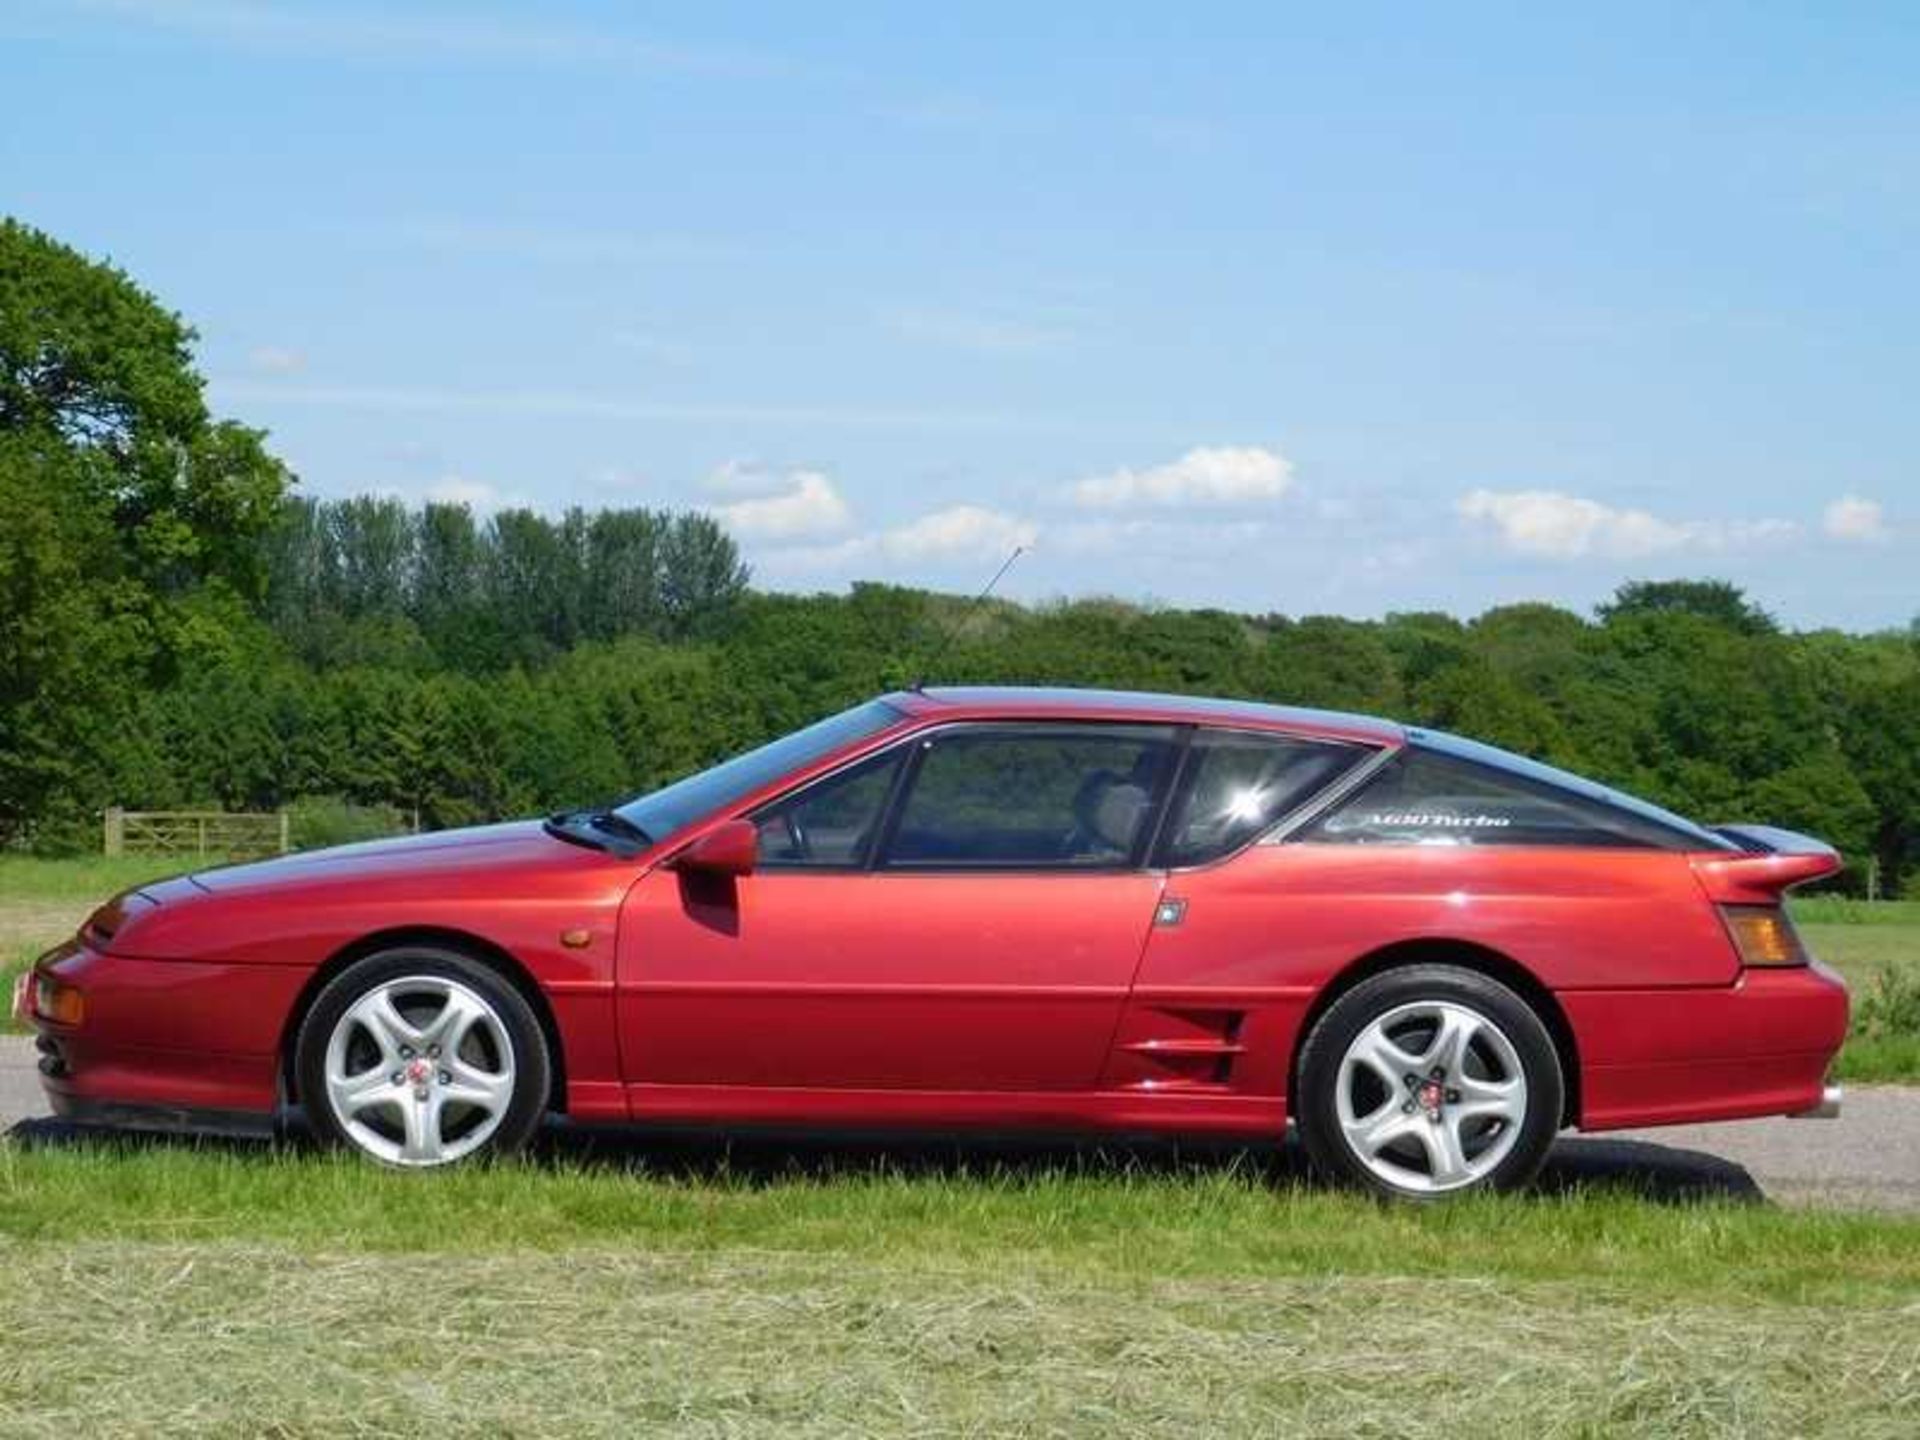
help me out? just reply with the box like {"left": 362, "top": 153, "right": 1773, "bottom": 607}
{"left": 23, "top": 940, "right": 302, "bottom": 1123}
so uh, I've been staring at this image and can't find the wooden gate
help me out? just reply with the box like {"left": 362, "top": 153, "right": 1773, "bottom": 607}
{"left": 103, "top": 808, "right": 290, "bottom": 859}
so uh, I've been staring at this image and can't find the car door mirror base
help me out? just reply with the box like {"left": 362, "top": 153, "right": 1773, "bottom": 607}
{"left": 676, "top": 818, "right": 759, "bottom": 877}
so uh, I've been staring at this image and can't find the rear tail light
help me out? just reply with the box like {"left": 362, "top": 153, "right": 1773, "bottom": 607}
{"left": 1719, "top": 905, "right": 1807, "bottom": 968}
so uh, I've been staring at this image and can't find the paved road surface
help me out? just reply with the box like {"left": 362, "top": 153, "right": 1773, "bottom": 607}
{"left": 3, "top": 1035, "right": 1913, "bottom": 1208}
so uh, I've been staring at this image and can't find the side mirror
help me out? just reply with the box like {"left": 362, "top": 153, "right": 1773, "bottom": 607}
{"left": 675, "top": 818, "right": 758, "bottom": 877}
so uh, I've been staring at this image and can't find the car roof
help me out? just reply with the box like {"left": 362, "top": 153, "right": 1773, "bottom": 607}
{"left": 885, "top": 685, "right": 1403, "bottom": 746}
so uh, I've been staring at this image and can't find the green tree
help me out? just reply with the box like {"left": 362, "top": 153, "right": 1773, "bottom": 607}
{"left": 1598, "top": 579, "right": 1776, "bottom": 636}
{"left": 0, "top": 221, "right": 289, "bottom": 844}
{"left": 0, "top": 218, "right": 288, "bottom": 604}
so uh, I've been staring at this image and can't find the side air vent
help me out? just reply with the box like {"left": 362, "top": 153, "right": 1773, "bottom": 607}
{"left": 1112, "top": 1008, "right": 1247, "bottom": 1089}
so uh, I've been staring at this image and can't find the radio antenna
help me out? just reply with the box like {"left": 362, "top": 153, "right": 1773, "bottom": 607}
{"left": 911, "top": 544, "right": 1026, "bottom": 692}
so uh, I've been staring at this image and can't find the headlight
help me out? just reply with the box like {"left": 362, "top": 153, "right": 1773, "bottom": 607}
{"left": 33, "top": 974, "right": 86, "bottom": 1026}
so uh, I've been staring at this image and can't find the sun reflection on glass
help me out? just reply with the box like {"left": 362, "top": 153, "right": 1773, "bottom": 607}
{"left": 1224, "top": 787, "right": 1269, "bottom": 823}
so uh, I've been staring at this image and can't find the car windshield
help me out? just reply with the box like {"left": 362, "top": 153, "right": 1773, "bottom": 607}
{"left": 614, "top": 700, "right": 902, "bottom": 843}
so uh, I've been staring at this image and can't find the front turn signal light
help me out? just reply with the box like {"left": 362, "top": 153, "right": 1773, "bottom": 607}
{"left": 33, "top": 976, "right": 85, "bottom": 1027}
{"left": 1720, "top": 905, "right": 1807, "bottom": 968}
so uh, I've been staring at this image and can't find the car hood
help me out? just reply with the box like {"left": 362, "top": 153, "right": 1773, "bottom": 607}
{"left": 183, "top": 820, "right": 560, "bottom": 894}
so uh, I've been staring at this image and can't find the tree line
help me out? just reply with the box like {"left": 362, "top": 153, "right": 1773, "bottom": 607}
{"left": 263, "top": 495, "right": 746, "bottom": 670}
{"left": 3, "top": 218, "right": 1916, "bottom": 891}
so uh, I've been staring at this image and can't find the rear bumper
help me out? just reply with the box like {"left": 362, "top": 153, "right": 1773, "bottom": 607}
{"left": 1565, "top": 962, "right": 1849, "bottom": 1131}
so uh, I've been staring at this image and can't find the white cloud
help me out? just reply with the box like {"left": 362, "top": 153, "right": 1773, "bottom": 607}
{"left": 703, "top": 459, "right": 799, "bottom": 499}
{"left": 246, "top": 345, "right": 306, "bottom": 375}
{"left": 1823, "top": 494, "right": 1889, "bottom": 544}
{"left": 877, "top": 505, "right": 1038, "bottom": 562}
{"left": 754, "top": 505, "right": 1040, "bottom": 574}
{"left": 1071, "top": 446, "right": 1294, "bottom": 509}
{"left": 711, "top": 469, "right": 851, "bottom": 539}
{"left": 1457, "top": 488, "right": 1797, "bottom": 559}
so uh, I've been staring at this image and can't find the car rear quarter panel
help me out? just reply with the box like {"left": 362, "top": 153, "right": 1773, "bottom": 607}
{"left": 1114, "top": 842, "right": 1740, "bottom": 1108}
{"left": 1142, "top": 843, "right": 1738, "bottom": 992}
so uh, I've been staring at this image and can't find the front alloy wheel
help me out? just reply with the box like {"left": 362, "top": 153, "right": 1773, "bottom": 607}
{"left": 297, "top": 949, "right": 550, "bottom": 1167}
{"left": 1296, "top": 965, "right": 1563, "bottom": 1198}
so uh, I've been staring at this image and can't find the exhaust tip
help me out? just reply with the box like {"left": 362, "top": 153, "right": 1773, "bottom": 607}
{"left": 1790, "top": 1083, "right": 1842, "bottom": 1120}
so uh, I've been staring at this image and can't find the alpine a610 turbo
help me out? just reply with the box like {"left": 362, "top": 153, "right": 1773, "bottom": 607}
{"left": 17, "top": 687, "right": 1847, "bottom": 1199}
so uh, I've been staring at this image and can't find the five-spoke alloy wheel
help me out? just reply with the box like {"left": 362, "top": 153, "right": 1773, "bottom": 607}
{"left": 1295, "top": 965, "right": 1563, "bottom": 1199}
{"left": 296, "top": 948, "right": 550, "bottom": 1167}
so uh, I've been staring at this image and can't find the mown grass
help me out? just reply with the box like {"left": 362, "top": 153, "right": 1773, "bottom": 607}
{"left": 4, "top": 1142, "right": 1919, "bottom": 1301}
{"left": 0, "top": 1142, "right": 1917, "bottom": 1436}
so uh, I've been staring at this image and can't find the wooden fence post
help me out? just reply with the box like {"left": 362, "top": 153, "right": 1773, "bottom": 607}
{"left": 104, "top": 807, "right": 125, "bottom": 857}
{"left": 279, "top": 810, "right": 292, "bottom": 854}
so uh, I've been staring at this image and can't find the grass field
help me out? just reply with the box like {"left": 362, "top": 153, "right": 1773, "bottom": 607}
{"left": 0, "top": 1143, "right": 1916, "bottom": 1435}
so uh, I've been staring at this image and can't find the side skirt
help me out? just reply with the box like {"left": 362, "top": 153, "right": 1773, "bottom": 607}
{"left": 619, "top": 1083, "right": 1287, "bottom": 1138}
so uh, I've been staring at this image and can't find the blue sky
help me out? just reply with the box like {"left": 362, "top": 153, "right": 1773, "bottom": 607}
{"left": 6, "top": 2, "right": 1915, "bottom": 627}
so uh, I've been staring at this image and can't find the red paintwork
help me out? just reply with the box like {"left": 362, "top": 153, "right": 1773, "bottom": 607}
{"left": 27, "top": 687, "right": 1849, "bottom": 1143}
{"left": 676, "top": 817, "right": 760, "bottom": 876}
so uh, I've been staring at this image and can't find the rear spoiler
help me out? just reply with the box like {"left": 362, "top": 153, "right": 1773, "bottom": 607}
{"left": 1693, "top": 825, "right": 1842, "bottom": 904}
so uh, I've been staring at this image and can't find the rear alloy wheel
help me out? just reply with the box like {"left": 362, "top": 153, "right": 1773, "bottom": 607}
{"left": 296, "top": 949, "right": 550, "bottom": 1167}
{"left": 1295, "top": 965, "right": 1563, "bottom": 1199}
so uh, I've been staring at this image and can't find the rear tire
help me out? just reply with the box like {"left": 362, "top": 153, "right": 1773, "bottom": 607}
{"left": 1295, "top": 964, "right": 1562, "bottom": 1199}
{"left": 295, "top": 947, "right": 550, "bottom": 1167}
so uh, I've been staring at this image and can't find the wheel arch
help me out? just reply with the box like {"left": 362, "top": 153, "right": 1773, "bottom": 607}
{"left": 279, "top": 926, "right": 569, "bottom": 1116}
{"left": 1290, "top": 937, "right": 1582, "bottom": 1126}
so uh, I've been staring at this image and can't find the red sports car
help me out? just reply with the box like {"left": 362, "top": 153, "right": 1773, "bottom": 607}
{"left": 17, "top": 687, "right": 1848, "bottom": 1198}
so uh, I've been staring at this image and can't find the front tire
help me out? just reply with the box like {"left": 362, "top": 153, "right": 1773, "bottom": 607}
{"left": 1295, "top": 965, "right": 1562, "bottom": 1199}
{"left": 295, "top": 948, "right": 551, "bottom": 1167}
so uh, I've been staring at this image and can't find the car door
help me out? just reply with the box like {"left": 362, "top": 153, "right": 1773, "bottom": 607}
{"left": 616, "top": 721, "right": 1179, "bottom": 1096}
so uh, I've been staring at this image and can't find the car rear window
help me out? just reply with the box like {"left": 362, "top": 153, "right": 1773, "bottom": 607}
{"left": 1298, "top": 742, "right": 1716, "bottom": 850}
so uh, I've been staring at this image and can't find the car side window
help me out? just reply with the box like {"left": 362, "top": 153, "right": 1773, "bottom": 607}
{"left": 1156, "top": 732, "right": 1362, "bottom": 866}
{"left": 882, "top": 725, "right": 1177, "bottom": 869}
{"left": 752, "top": 752, "right": 901, "bottom": 868}
{"left": 1299, "top": 746, "right": 1690, "bottom": 849}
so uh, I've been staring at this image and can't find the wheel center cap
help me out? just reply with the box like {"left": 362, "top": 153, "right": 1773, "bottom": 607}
{"left": 1417, "top": 1080, "right": 1445, "bottom": 1115}
{"left": 405, "top": 1058, "right": 433, "bottom": 1086}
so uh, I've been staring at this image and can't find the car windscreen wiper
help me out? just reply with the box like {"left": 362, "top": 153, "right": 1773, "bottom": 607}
{"left": 587, "top": 810, "right": 651, "bottom": 848}
{"left": 541, "top": 808, "right": 649, "bottom": 858}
